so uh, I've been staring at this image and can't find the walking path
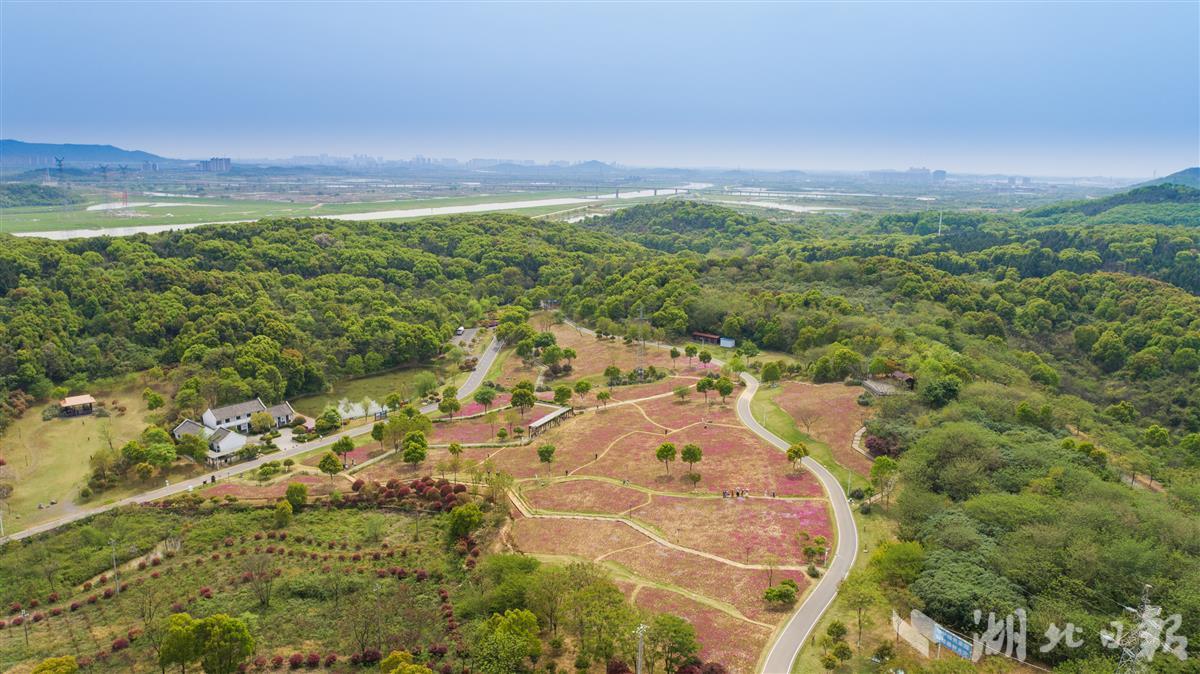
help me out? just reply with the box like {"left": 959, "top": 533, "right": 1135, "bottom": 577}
{"left": 740, "top": 374, "right": 859, "bottom": 674}
{"left": 0, "top": 337, "right": 502, "bottom": 544}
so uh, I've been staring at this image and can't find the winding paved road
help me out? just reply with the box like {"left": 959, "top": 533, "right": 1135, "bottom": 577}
{"left": 557, "top": 318, "right": 858, "bottom": 672}
{"left": 0, "top": 337, "right": 502, "bottom": 544}
{"left": 738, "top": 373, "right": 859, "bottom": 674}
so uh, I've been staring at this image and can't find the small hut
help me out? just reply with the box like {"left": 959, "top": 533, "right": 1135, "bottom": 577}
{"left": 60, "top": 394, "right": 96, "bottom": 416}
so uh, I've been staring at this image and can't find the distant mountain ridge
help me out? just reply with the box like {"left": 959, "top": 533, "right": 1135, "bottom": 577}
{"left": 1025, "top": 182, "right": 1199, "bottom": 218}
{"left": 1134, "top": 167, "right": 1200, "bottom": 189}
{"left": 0, "top": 139, "right": 169, "bottom": 165}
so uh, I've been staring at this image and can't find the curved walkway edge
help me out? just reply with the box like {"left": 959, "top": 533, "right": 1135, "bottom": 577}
{"left": 738, "top": 373, "right": 859, "bottom": 674}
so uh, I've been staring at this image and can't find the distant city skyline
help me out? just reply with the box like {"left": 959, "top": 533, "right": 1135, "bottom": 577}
{"left": 2, "top": 2, "right": 1197, "bottom": 177}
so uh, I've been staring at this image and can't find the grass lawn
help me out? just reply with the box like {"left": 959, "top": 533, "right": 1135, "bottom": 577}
{"left": 0, "top": 379, "right": 167, "bottom": 534}
{"left": 750, "top": 386, "right": 872, "bottom": 494}
{"left": 788, "top": 509, "right": 899, "bottom": 673}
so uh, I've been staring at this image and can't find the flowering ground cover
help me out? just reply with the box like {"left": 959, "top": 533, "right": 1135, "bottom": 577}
{"left": 631, "top": 587, "right": 773, "bottom": 674}
{"left": 628, "top": 494, "right": 832, "bottom": 563}
{"left": 510, "top": 517, "right": 651, "bottom": 559}
{"left": 522, "top": 478, "right": 649, "bottom": 515}
{"left": 447, "top": 392, "right": 512, "bottom": 418}
{"left": 774, "top": 381, "right": 874, "bottom": 473}
{"left": 606, "top": 543, "right": 808, "bottom": 625}
{"left": 575, "top": 414, "right": 824, "bottom": 497}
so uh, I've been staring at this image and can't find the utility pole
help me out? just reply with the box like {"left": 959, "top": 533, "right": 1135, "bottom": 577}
{"left": 109, "top": 538, "right": 120, "bottom": 594}
{"left": 634, "top": 623, "right": 648, "bottom": 674}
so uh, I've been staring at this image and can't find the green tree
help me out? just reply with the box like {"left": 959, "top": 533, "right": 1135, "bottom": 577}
{"left": 673, "top": 385, "right": 690, "bottom": 402}
{"left": 274, "top": 499, "right": 293, "bottom": 528}
{"left": 839, "top": 569, "right": 881, "bottom": 647}
{"left": 596, "top": 390, "right": 612, "bottom": 407}
{"left": 438, "top": 396, "right": 461, "bottom": 418}
{"left": 402, "top": 430, "right": 428, "bottom": 468}
{"left": 249, "top": 411, "right": 273, "bottom": 434}
{"left": 680, "top": 443, "right": 702, "bottom": 475}
{"left": 684, "top": 344, "right": 697, "bottom": 364}
{"left": 332, "top": 435, "right": 355, "bottom": 461}
{"left": 159, "top": 612, "right": 198, "bottom": 674}
{"left": 787, "top": 442, "right": 809, "bottom": 472}
{"left": 761, "top": 362, "right": 781, "bottom": 386}
{"left": 869, "top": 455, "right": 899, "bottom": 509}
{"left": 603, "top": 365, "right": 622, "bottom": 385}
{"left": 553, "top": 385, "right": 572, "bottom": 407}
{"left": 698, "top": 350, "right": 712, "bottom": 367}
{"left": 573, "top": 380, "right": 592, "bottom": 405}
{"left": 176, "top": 434, "right": 208, "bottom": 462}
{"left": 647, "top": 614, "right": 699, "bottom": 674}
{"left": 656, "top": 442, "right": 676, "bottom": 475}
{"left": 193, "top": 614, "right": 254, "bottom": 674}
{"left": 31, "top": 656, "right": 79, "bottom": 674}
{"left": 315, "top": 407, "right": 342, "bottom": 434}
{"left": 510, "top": 388, "right": 536, "bottom": 416}
{"left": 447, "top": 503, "right": 484, "bottom": 542}
{"left": 669, "top": 347, "right": 680, "bottom": 369}
{"left": 474, "top": 387, "right": 497, "bottom": 413}
{"left": 371, "top": 421, "right": 385, "bottom": 448}
{"left": 318, "top": 452, "right": 341, "bottom": 481}
{"left": 695, "top": 377, "right": 713, "bottom": 403}
{"left": 537, "top": 444, "right": 556, "bottom": 469}
{"left": 714, "top": 377, "right": 735, "bottom": 402}
{"left": 142, "top": 387, "right": 165, "bottom": 411}
{"left": 285, "top": 482, "right": 308, "bottom": 512}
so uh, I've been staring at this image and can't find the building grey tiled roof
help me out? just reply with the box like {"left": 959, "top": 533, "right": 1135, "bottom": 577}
{"left": 173, "top": 419, "right": 208, "bottom": 437}
{"left": 208, "top": 398, "right": 267, "bottom": 420}
{"left": 265, "top": 401, "right": 295, "bottom": 418}
{"left": 210, "top": 428, "right": 234, "bottom": 444}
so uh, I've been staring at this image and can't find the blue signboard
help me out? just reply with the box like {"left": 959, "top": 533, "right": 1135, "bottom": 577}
{"left": 933, "top": 624, "right": 973, "bottom": 659}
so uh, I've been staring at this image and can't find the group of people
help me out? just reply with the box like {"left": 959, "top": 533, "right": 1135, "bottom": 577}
{"left": 722, "top": 488, "right": 777, "bottom": 498}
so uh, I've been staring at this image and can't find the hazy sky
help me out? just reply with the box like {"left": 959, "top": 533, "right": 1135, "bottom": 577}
{"left": 2, "top": 1, "right": 1197, "bottom": 176}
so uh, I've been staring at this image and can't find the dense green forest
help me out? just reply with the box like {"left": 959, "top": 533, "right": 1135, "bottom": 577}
{"left": 0, "top": 182, "right": 83, "bottom": 208}
{"left": 2, "top": 188, "right": 1199, "bottom": 670}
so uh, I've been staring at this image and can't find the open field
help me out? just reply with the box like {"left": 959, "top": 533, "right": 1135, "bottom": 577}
{"left": 751, "top": 386, "right": 873, "bottom": 493}
{"left": 0, "top": 380, "right": 197, "bottom": 534}
{"left": 628, "top": 494, "right": 832, "bottom": 563}
{"left": 429, "top": 403, "right": 558, "bottom": 445}
{"left": 546, "top": 323, "right": 692, "bottom": 381}
{"left": 772, "top": 381, "right": 874, "bottom": 474}
{"left": 523, "top": 478, "right": 650, "bottom": 515}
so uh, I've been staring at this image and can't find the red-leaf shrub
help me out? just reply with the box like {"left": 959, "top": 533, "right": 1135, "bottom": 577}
{"left": 359, "top": 649, "right": 381, "bottom": 665}
{"left": 352, "top": 479, "right": 364, "bottom": 492}
{"left": 10, "top": 616, "right": 23, "bottom": 626}
{"left": 305, "top": 652, "right": 320, "bottom": 668}
{"left": 87, "top": 595, "right": 99, "bottom": 604}
{"left": 31, "top": 612, "right": 45, "bottom": 623}
{"left": 83, "top": 582, "right": 92, "bottom": 591}
{"left": 70, "top": 602, "right": 81, "bottom": 611}
{"left": 103, "top": 588, "right": 115, "bottom": 599}
{"left": 323, "top": 654, "right": 337, "bottom": 667}
{"left": 50, "top": 607, "right": 63, "bottom": 616}
{"left": 151, "top": 556, "right": 163, "bottom": 566}
{"left": 288, "top": 653, "right": 303, "bottom": 669}
{"left": 47, "top": 592, "right": 59, "bottom": 602}
{"left": 112, "top": 637, "right": 130, "bottom": 651}
{"left": 8, "top": 603, "right": 19, "bottom": 614}
{"left": 128, "top": 628, "right": 142, "bottom": 640}
{"left": 271, "top": 655, "right": 284, "bottom": 669}
{"left": 254, "top": 656, "right": 267, "bottom": 669}
{"left": 170, "top": 602, "right": 184, "bottom": 612}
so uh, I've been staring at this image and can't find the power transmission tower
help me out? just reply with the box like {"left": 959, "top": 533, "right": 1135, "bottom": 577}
{"left": 1103, "top": 584, "right": 1160, "bottom": 674}
{"left": 634, "top": 623, "right": 647, "bottom": 674}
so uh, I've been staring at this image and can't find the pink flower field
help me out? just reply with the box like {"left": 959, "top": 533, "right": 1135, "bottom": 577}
{"left": 576, "top": 420, "right": 824, "bottom": 497}
{"left": 523, "top": 479, "right": 649, "bottom": 515}
{"left": 630, "top": 494, "right": 832, "bottom": 563}
{"left": 429, "top": 403, "right": 559, "bottom": 445}
{"left": 606, "top": 543, "right": 808, "bottom": 625}
{"left": 510, "top": 517, "right": 650, "bottom": 559}
{"left": 631, "top": 587, "right": 773, "bottom": 674}
{"left": 775, "top": 381, "right": 874, "bottom": 474}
